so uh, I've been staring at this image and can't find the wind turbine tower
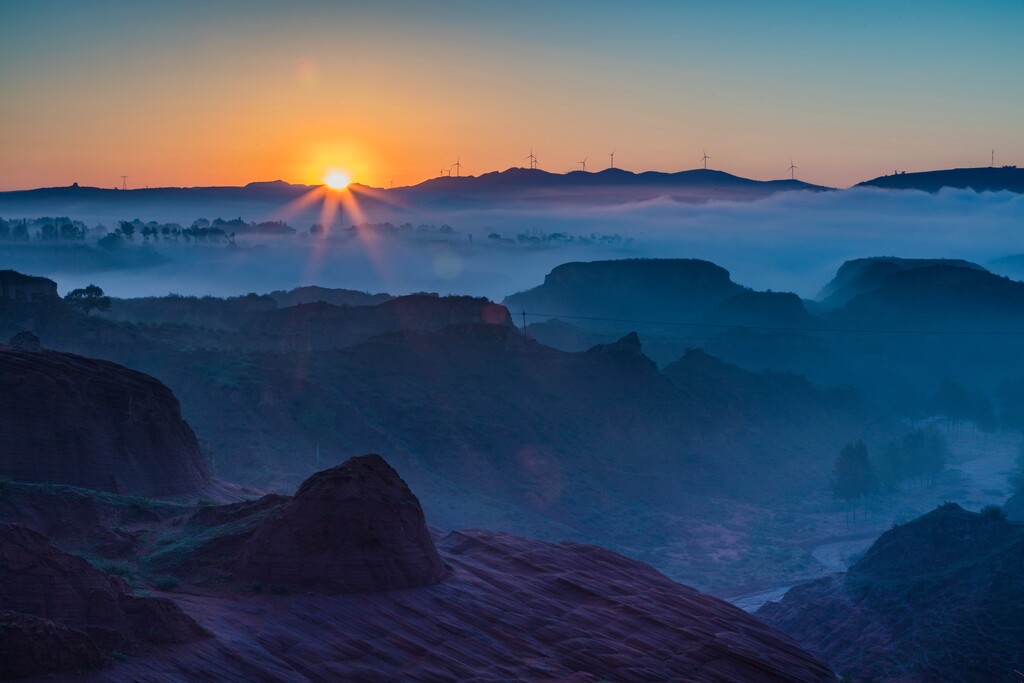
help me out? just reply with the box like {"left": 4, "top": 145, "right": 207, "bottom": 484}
{"left": 578, "top": 156, "right": 587, "bottom": 172}
{"left": 788, "top": 159, "right": 798, "bottom": 180}
{"left": 701, "top": 150, "right": 711, "bottom": 170}
{"left": 526, "top": 149, "right": 538, "bottom": 170}
{"left": 452, "top": 156, "right": 463, "bottom": 177}
{"left": 609, "top": 150, "right": 615, "bottom": 169}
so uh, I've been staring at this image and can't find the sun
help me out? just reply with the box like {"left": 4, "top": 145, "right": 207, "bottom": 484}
{"left": 324, "top": 170, "right": 350, "bottom": 189}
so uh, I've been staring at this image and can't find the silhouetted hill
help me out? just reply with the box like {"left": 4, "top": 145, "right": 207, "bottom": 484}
{"left": 828, "top": 264, "right": 1024, "bottom": 331}
{"left": 103, "top": 292, "right": 278, "bottom": 330}
{"left": 758, "top": 503, "right": 1024, "bottom": 682}
{"left": 0, "top": 168, "right": 831, "bottom": 222}
{"left": 816, "top": 256, "right": 988, "bottom": 308}
{"left": 505, "top": 258, "right": 747, "bottom": 323}
{"left": 857, "top": 166, "right": 1024, "bottom": 193}
{"left": 267, "top": 285, "right": 391, "bottom": 308}
{"left": 396, "top": 167, "right": 830, "bottom": 205}
{"left": 408, "top": 167, "right": 829, "bottom": 194}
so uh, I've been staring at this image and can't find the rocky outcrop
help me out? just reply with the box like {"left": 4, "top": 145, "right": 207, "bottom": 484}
{"left": 235, "top": 454, "right": 445, "bottom": 592}
{"left": 0, "top": 270, "right": 59, "bottom": 303}
{"left": 0, "top": 346, "right": 210, "bottom": 496}
{"left": 587, "top": 330, "right": 644, "bottom": 355}
{"left": 0, "top": 523, "right": 206, "bottom": 676}
{"left": 244, "top": 294, "right": 512, "bottom": 351}
{"left": 8, "top": 330, "right": 41, "bottom": 351}
{"left": 758, "top": 503, "right": 1024, "bottom": 682}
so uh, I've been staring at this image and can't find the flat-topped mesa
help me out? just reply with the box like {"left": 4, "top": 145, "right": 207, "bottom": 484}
{"left": 0, "top": 346, "right": 210, "bottom": 496}
{"left": 235, "top": 454, "right": 445, "bottom": 593}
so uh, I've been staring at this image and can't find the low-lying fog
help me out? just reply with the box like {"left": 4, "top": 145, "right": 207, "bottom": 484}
{"left": 4, "top": 186, "right": 1023, "bottom": 299}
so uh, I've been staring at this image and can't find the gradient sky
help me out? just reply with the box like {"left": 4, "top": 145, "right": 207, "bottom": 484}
{"left": 2, "top": 1, "right": 1022, "bottom": 190}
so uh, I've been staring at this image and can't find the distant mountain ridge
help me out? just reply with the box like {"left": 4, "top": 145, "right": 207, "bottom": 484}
{"left": 3, "top": 166, "right": 1021, "bottom": 223}
{"left": 858, "top": 165, "right": 1024, "bottom": 193}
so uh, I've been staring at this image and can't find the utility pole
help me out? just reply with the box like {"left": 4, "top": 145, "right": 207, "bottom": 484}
{"left": 521, "top": 310, "right": 528, "bottom": 338}
{"left": 120, "top": 175, "right": 128, "bottom": 190}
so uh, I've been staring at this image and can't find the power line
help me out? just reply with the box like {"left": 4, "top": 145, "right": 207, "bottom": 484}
{"left": 521, "top": 311, "right": 1024, "bottom": 337}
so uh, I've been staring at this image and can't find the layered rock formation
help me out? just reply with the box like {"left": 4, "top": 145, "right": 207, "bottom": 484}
{"left": 758, "top": 503, "right": 1024, "bottom": 682}
{"left": 145, "top": 454, "right": 835, "bottom": 678}
{"left": 0, "top": 522, "right": 206, "bottom": 677}
{"left": 0, "top": 453, "right": 835, "bottom": 680}
{"left": 0, "top": 346, "right": 210, "bottom": 496}
{"left": 236, "top": 454, "right": 446, "bottom": 592}
{"left": 117, "top": 528, "right": 837, "bottom": 680}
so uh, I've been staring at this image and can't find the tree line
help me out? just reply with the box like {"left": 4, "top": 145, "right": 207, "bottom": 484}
{"left": 832, "top": 426, "right": 950, "bottom": 516}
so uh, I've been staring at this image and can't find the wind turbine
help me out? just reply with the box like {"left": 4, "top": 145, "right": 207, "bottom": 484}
{"left": 578, "top": 156, "right": 587, "bottom": 172}
{"left": 609, "top": 150, "right": 616, "bottom": 169}
{"left": 701, "top": 150, "right": 711, "bottom": 170}
{"left": 526, "top": 149, "right": 538, "bottom": 170}
{"left": 452, "top": 156, "right": 463, "bottom": 177}
{"left": 787, "top": 159, "right": 798, "bottom": 180}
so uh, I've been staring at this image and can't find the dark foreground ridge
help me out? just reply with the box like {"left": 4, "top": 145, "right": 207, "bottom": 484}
{"left": 0, "top": 454, "right": 836, "bottom": 681}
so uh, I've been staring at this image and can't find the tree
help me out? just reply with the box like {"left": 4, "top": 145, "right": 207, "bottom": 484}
{"left": 64, "top": 284, "right": 111, "bottom": 314}
{"left": 118, "top": 220, "right": 136, "bottom": 240}
{"left": 832, "top": 441, "right": 877, "bottom": 517}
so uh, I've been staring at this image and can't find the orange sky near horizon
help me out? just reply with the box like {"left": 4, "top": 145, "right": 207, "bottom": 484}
{"left": 1, "top": 2, "right": 1021, "bottom": 191}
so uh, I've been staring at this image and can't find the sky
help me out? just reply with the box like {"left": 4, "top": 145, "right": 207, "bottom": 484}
{"left": 1, "top": 1, "right": 1022, "bottom": 190}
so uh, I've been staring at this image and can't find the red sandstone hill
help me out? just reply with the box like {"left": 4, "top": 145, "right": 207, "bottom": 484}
{"left": 234, "top": 454, "right": 446, "bottom": 592}
{"left": 73, "top": 454, "right": 834, "bottom": 681}
{"left": 0, "top": 346, "right": 210, "bottom": 496}
{"left": 0, "top": 522, "right": 206, "bottom": 678}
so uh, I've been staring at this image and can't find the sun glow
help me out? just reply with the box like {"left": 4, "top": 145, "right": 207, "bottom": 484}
{"left": 324, "top": 170, "right": 350, "bottom": 189}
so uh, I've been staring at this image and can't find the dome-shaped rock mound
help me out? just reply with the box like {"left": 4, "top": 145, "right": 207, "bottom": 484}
{"left": 0, "top": 346, "right": 209, "bottom": 496}
{"left": 236, "top": 454, "right": 445, "bottom": 593}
